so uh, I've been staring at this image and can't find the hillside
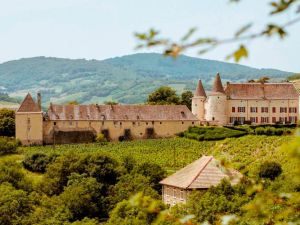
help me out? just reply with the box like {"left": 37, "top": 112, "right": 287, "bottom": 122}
{"left": 0, "top": 53, "right": 293, "bottom": 106}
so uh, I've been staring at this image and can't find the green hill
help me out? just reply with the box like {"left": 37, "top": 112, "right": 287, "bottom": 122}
{"left": 0, "top": 53, "right": 293, "bottom": 106}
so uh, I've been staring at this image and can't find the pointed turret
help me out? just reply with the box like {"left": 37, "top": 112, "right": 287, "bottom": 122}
{"left": 212, "top": 73, "right": 225, "bottom": 93}
{"left": 17, "top": 93, "right": 41, "bottom": 112}
{"left": 194, "top": 80, "right": 207, "bottom": 98}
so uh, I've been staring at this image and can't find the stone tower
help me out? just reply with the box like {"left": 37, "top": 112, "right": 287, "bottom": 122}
{"left": 15, "top": 93, "right": 43, "bottom": 145}
{"left": 192, "top": 80, "right": 207, "bottom": 120}
{"left": 205, "top": 73, "right": 227, "bottom": 125}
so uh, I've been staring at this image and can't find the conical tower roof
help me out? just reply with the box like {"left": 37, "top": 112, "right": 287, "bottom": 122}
{"left": 212, "top": 73, "right": 225, "bottom": 93}
{"left": 194, "top": 80, "right": 207, "bottom": 98}
{"left": 17, "top": 93, "right": 41, "bottom": 112}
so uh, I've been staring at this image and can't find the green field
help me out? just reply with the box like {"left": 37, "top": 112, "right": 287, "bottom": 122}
{"left": 20, "top": 135, "right": 292, "bottom": 177}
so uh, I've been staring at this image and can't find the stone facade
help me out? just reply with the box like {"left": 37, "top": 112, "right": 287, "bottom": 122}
{"left": 16, "top": 94, "right": 198, "bottom": 145}
{"left": 192, "top": 73, "right": 300, "bottom": 125}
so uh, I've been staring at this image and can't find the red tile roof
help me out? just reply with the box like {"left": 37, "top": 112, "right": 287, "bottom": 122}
{"left": 225, "top": 83, "right": 299, "bottom": 100}
{"left": 212, "top": 73, "right": 225, "bottom": 93}
{"left": 194, "top": 80, "right": 207, "bottom": 98}
{"left": 48, "top": 104, "right": 198, "bottom": 121}
{"left": 17, "top": 93, "right": 41, "bottom": 113}
{"left": 159, "top": 156, "right": 241, "bottom": 189}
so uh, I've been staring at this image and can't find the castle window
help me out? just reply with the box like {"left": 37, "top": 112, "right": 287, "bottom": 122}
{"left": 280, "top": 107, "right": 287, "bottom": 113}
{"left": 250, "top": 117, "right": 258, "bottom": 123}
{"left": 132, "top": 122, "right": 136, "bottom": 125}
{"left": 289, "top": 107, "right": 297, "bottom": 113}
{"left": 192, "top": 122, "right": 194, "bottom": 125}
{"left": 272, "top": 107, "right": 276, "bottom": 113}
{"left": 146, "top": 122, "right": 148, "bottom": 125}
{"left": 289, "top": 116, "right": 297, "bottom": 123}
{"left": 53, "top": 122, "right": 56, "bottom": 125}
{"left": 238, "top": 107, "right": 245, "bottom": 113}
{"left": 212, "top": 117, "right": 215, "bottom": 121}
{"left": 182, "top": 121, "right": 184, "bottom": 124}
{"left": 232, "top": 107, "right": 235, "bottom": 113}
{"left": 250, "top": 107, "right": 257, "bottom": 113}
{"left": 160, "top": 122, "right": 162, "bottom": 124}
{"left": 261, "top": 107, "right": 268, "bottom": 113}
{"left": 261, "top": 117, "right": 269, "bottom": 123}
{"left": 272, "top": 117, "right": 276, "bottom": 123}
{"left": 152, "top": 121, "right": 154, "bottom": 125}
{"left": 120, "top": 122, "right": 122, "bottom": 126}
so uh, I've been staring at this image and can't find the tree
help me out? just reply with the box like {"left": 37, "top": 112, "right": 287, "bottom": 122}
{"left": 147, "top": 86, "right": 180, "bottom": 105}
{"left": 107, "top": 193, "right": 165, "bottom": 225}
{"left": 180, "top": 90, "right": 193, "bottom": 110}
{"left": 42, "top": 153, "right": 121, "bottom": 195}
{"left": 23, "top": 153, "right": 58, "bottom": 173}
{"left": 0, "top": 137, "right": 18, "bottom": 156}
{"left": 185, "top": 180, "right": 250, "bottom": 224}
{"left": 133, "top": 162, "right": 166, "bottom": 193}
{"left": 108, "top": 173, "right": 159, "bottom": 210}
{"left": 0, "top": 109, "right": 15, "bottom": 137}
{"left": 0, "top": 182, "right": 33, "bottom": 225}
{"left": 59, "top": 176, "right": 104, "bottom": 221}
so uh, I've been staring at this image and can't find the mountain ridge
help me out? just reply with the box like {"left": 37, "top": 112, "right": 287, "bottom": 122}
{"left": 0, "top": 53, "right": 293, "bottom": 105}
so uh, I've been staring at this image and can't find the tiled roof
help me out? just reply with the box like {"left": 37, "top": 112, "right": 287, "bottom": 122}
{"left": 225, "top": 83, "right": 299, "bottom": 100}
{"left": 212, "top": 73, "right": 225, "bottom": 93}
{"left": 194, "top": 80, "right": 207, "bottom": 98}
{"left": 47, "top": 104, "right": 198, "bottom": 121}
{"left": 17, "top": 93, "right": 41, "bottom": 113}
{"left": 159, "top": 156, "right": 241, "bottom": 189}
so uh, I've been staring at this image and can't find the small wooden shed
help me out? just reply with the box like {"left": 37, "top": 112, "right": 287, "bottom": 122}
{"left": 159, "top": 156, "right": 241, "bottom": 206}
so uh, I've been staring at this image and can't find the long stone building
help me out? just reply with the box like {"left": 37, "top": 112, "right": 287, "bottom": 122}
{"left": 192, "top": 73, "right": 299, "bottom": 125}
{"left": 15, "top": 94, "right": 198, "bottom": 145}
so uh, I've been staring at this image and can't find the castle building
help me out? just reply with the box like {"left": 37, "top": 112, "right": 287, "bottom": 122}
{"left": 192, "top": 73, "right": 299, "bottom": 125}
{"left": 160, "top": 156, "right": 241, "bottom": 206}
{"left": 15, "top": 94, "right": 198, "bottom": 145}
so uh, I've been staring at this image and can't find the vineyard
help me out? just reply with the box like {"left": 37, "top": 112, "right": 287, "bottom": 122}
{"left": 21, "top": 135, "right": 292, "bottom": 176}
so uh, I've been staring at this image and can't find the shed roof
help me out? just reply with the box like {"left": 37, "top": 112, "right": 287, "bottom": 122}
{"left": 225, "top": 83, "right": 299, "bottom": 100}
{"left": 47, "top": 104, "right": 198, "bottom": 121}
{"left": 17, "top": 93, "right": 41, "bottom": 113}
{"left": 159, "top": 156, "right": 241, "bottom": 189}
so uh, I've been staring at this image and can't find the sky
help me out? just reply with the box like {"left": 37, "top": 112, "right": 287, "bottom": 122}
{"left": 0, "top": 0, "right": 299, "bottom": 72}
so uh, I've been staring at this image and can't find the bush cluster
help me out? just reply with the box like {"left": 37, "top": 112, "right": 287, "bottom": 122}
{"left": 22, "top": 153, "right": 58, "bottom": 173}
{"left": 0, "top": 137, "right": 18, "bottom": 155}
{"left": 259, "top": 161, "right": 282, "bottom": 180}
{"left": 181, "top": 126, "right": 247, "bottom": 141}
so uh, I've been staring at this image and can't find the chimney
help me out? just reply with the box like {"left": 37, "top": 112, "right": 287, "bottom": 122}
{"left": 37, "top": 92, "right": 42, "bottom": 110}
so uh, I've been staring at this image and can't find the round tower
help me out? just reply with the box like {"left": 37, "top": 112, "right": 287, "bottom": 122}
{"left": 192, "top": 80, "right": 207, "bottom": 121}
{"left": 205, "top": 73, "right": 227, "bottom": 125}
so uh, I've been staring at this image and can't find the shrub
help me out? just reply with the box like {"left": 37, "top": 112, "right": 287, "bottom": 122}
{"left": 0, "top": 109, "right": 15, "bottom": 137}
{"left": 0, "top": 137, "right": 18, "bottom": 155}
{"left": 259, "top": 161, "right": 282, "bottom": 180}
{"left": 95, "top": 133, "right": 107, "bottom": 143}
{"left": 23, "top": 153, "right": 58, "bottom": 173}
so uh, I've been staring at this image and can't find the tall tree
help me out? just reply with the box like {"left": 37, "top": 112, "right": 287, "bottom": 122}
{"left": 180, "top": 90, "right": 193, "bottom": 110}
{"left": 147, "top": 86, "right": 180, "bottom": 105}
